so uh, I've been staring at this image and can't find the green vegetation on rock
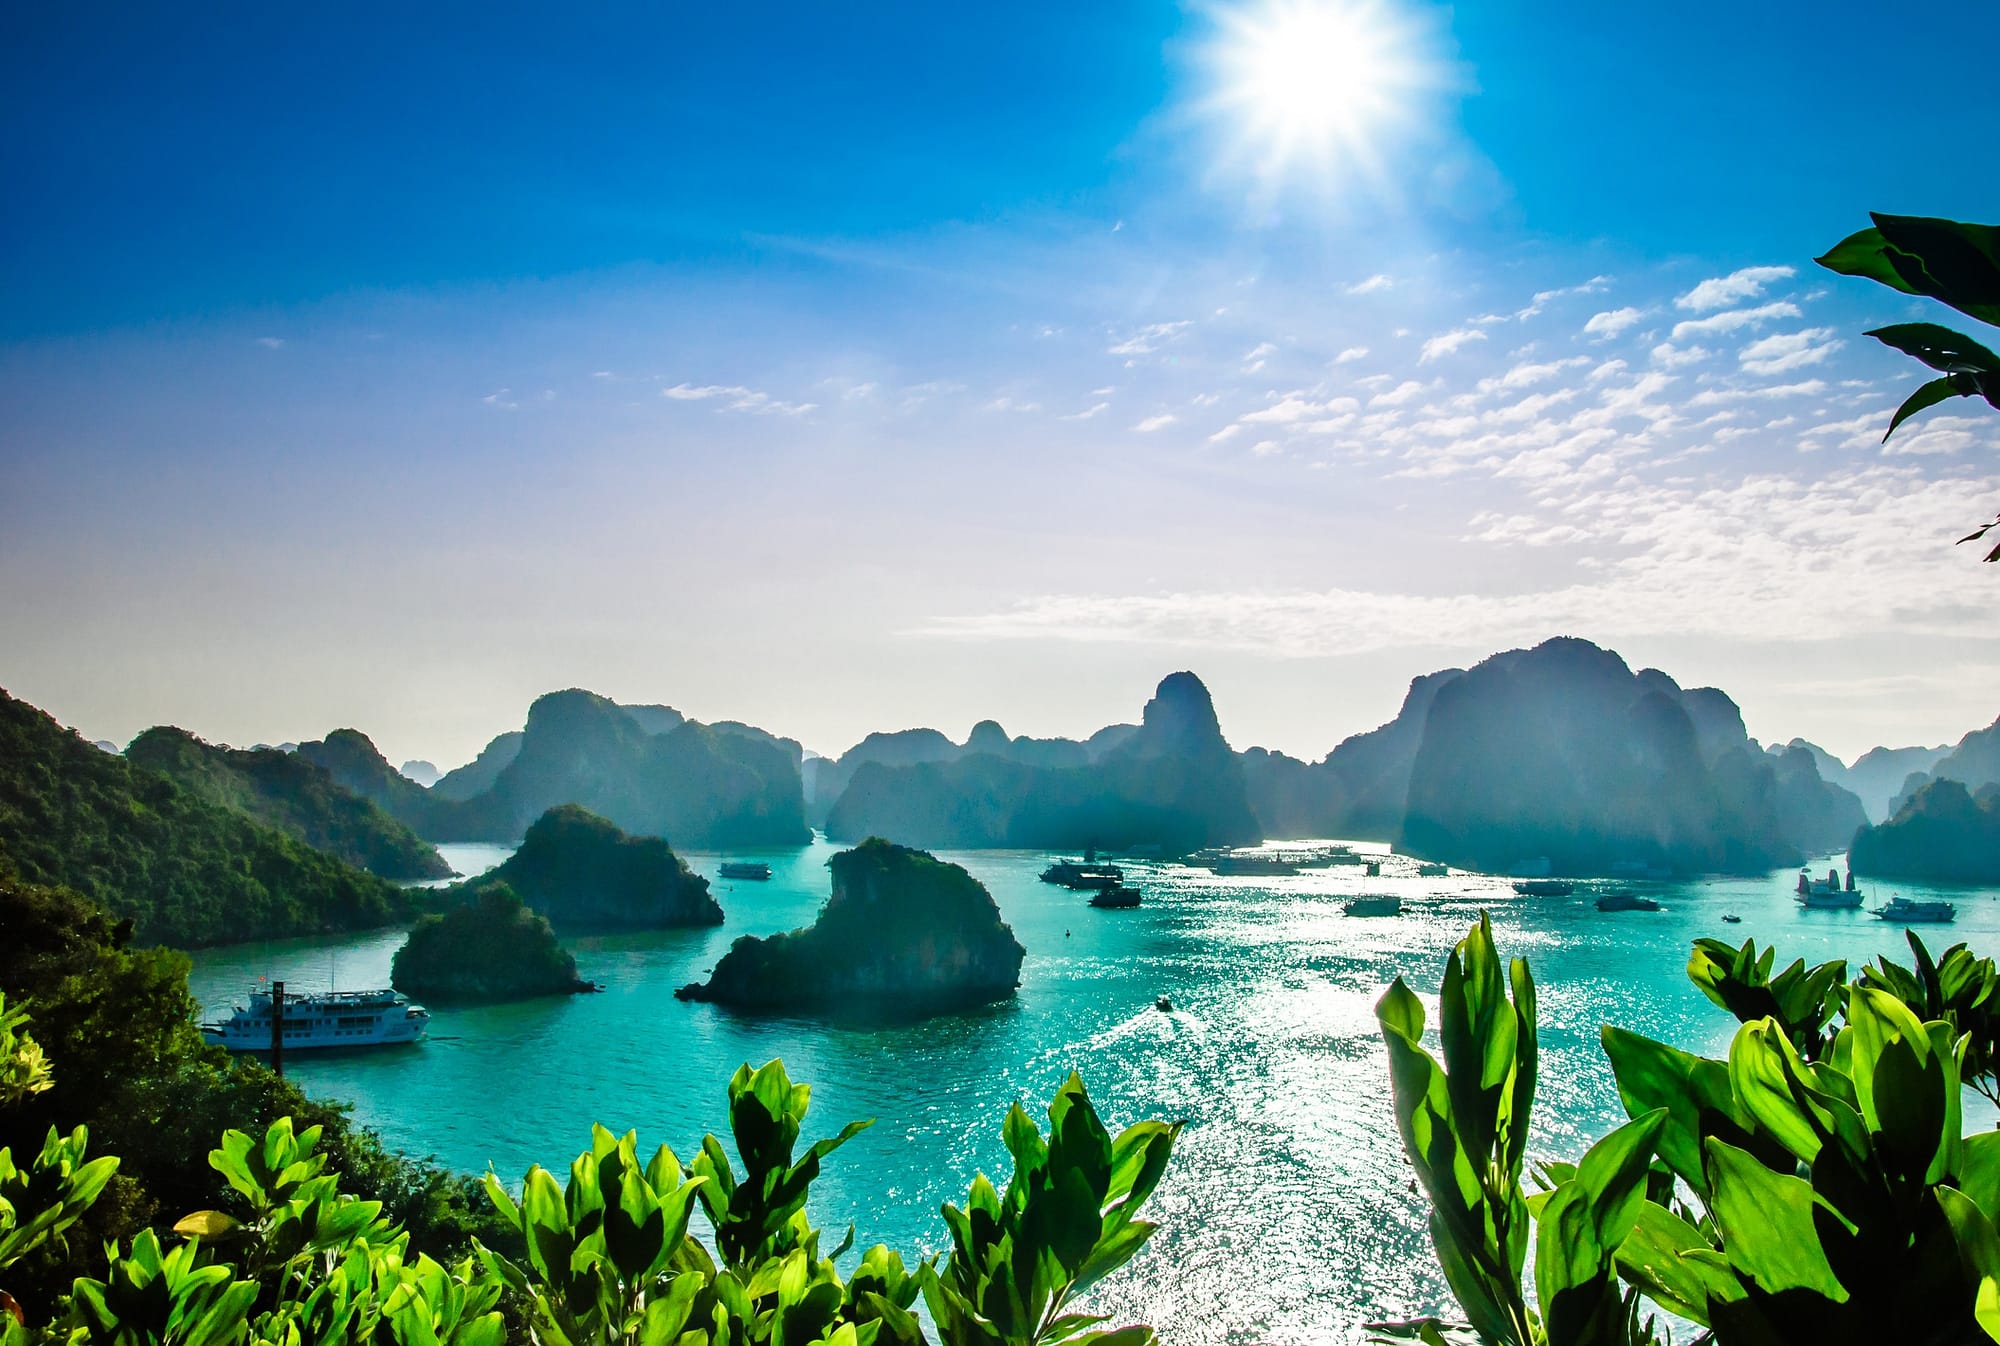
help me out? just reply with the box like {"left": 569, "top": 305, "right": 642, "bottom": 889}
{"left": 125, "top": 726, "right": 452, "bottom": 880}
{"left": 0, "top": 690, "right": 414, "bottom": 947}
{"left": 391, "top": 884, "right": 591, "bottom": 1003}
{"left": 1850, "top": 777, "right": 2000, "bottom": 884}
{"left": 677, "top": 837, "right": 1024, "bottom": 1010}
{"left": 456, "top": 804, "right": 722, "bottom": 930}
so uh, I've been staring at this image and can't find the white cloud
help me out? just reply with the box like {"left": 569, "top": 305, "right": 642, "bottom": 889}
{"left": 663, "top": 383, "right": 816, "bottom": 415}
{"left": 982, "top": 396, "right": 1042, "bottom": 413}
{"left": 1250, "top": 440, "right": 1282, "bottom": 457}
{"left": 1676, "top": 265, "right": 1796, "bottom": 312}
{"left": 1061, "top": 402, "right": 1110, "bottom": 421}
{"left": 1209, "top": 424, "right": 1243, "bottom": 444}
{"left": 1107, "top": 321, "right": 1192, "bottom": 358}
{"left": 912, "top": 465, "right": 2000, "bottom": 655}
{"left": 1739, "top": 328, "right": 1842, "bottom": 376}
{"left": 254, "top": 336, "right": 286, "bottom": 350}
{"left": 1242, "top": 342, "right": 1277, "bottom": 373}
{"left": 1370, "top": 380, "right": 1428, "bottom": 407}
{"left": 1650, "top": 343, "right": 1712, "bottom": 369}
{"left": 1589, "top": 359, "right": 1628, "bottom": 382}
{"left": 1583, "top": 308, "right": 1646, "bottom": 340}
{"left": 1344, "top": 274, "right": 1393, "bottom": 295}
{"left": 1133, "top": 413, "right": 1177, "bottom": 432}
{"left": 1335, "top": 346, "right": 1370, "bottom": 364}
{"left": 482, "top": 388, "right": 517, "bottom": 410}
{"left": 1670, "top": 301, "right": 1801, "bottom": 342}
{"left": 1478, "top": 357, "right": 1590, "bottom": 394}
{"left": 1420, "top": 328, "right": 1487, "bottom": 362}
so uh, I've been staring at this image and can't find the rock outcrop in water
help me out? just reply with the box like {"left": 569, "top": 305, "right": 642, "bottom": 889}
{"left": 822, "top": 673, "right": 1258, "bottom": 852}
{"left": 1850, "top": 778, "right": 2000, "bottom": 884}
{"left": 1397, "top": 638, "right": 1822, "bottom": 876}
{"left": 391, "top": 884, "right": 593, "bottom": 1002}
{"left": 676, "top": 837, "right": 1023, "bottom": 1011}
{"left": 126, "top": 726, "right": 452, "bottom": 880}
{"left": 456, "top": 804, "right": 722, "bottom": 929}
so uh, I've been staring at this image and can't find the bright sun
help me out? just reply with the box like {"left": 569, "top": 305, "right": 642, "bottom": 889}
{"left": 1210, "top": 0, "right": 1438, "bottom": 188}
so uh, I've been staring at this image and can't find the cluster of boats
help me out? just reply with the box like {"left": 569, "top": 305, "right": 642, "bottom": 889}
{"left": 1796, "top": 867, "right": 1954, "bottom": 922}
{"left": 1039, "top": 857, "right": 1144, "bottom": 908}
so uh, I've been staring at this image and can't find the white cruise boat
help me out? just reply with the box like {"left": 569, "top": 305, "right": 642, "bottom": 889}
{"left": 202, "top": 987, "right": 429, "bottom": 1052}
{"left": 1874, "top": 896, "right": 1956, "bottom": 924}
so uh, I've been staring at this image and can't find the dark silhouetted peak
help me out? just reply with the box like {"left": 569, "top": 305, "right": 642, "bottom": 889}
{"left": 1133, "top": 672, "right": 1225, "bottom": 754}
{"left": 965, "top": 720, "right": 1011, "bottom": 755}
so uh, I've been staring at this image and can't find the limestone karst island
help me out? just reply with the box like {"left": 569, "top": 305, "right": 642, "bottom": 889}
{"left": 3, "top": 5, "right": 1997, "bottom": 1344}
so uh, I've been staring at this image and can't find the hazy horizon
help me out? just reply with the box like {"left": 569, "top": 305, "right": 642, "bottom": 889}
{"left": 5, "top": 3, "right": 1995, "bottom": 771}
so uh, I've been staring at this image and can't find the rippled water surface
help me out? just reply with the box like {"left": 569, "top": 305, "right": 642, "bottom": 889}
{"left": 188, "top": 841, "right": 1998, "bottom": 1344}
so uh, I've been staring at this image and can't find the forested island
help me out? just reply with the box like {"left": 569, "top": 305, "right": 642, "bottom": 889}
{"left": 390, "top": 884, "right": 594, "bottom": 1002}
{"left": 0, "top": 689, "right": 415, "bottom": 946}
{"left": 452, "top": 803, "right": 723, "bottom": 929}
{"left": 1850, "top": 778, "right": 2000, "bottom": 884}
{"left": 677, "top": 837, "right": 1025, "bottom": 1011}
{"left": 125, "top": 725, "right": 452, "bottom": 880}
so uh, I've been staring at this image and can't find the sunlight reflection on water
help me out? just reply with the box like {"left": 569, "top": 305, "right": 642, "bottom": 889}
{"left": 188, "top": 841, "right": 1998, "bottom": 1344}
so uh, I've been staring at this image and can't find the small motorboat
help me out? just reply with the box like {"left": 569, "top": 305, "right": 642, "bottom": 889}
{"left": 1595, "top": 892, "right": 1662, "bottom": 913}
{"left": 1089, "top": 885, "right": 1142, "bottom": 909}
{"left": 1155, "top": 996, "right": 1173, "bottom": 1013}
{"left": 1722, "top": 914, "right": 1742, "bottom": 924}
{"left": 1512, "top": 880, "right": 1574, "bottom": 897}
{"left": 1344, "top": 894, "right": 1402, "bottom": 917}
{"left": 719, "top": 862, "right": 772, "bottom": 881}
{"left": 1874, "top": 895, "right": 1956, "bottom": 923}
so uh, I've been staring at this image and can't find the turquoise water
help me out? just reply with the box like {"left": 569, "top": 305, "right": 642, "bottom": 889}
{"left": 187, "top": 842, "right": 1997, "bottom": 1345}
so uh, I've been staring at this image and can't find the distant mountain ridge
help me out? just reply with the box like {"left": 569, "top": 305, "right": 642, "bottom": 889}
{"left": 824, "top": 672, "right": 1257, "bottom": 852}
{"left": 806, "top": 720, "right": 1135, "bottom": 823}
{"left": 304, "top": 690, "right": 809, "bottom": 848}
{"left": 1885, "top": 715, "right": 2000, "bottom": 815}
{"left": 125, "top": 726, "right": 452, "bottom": 880}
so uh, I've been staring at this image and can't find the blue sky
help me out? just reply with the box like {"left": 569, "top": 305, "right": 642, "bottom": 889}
{"left": 3, "top": 2, "right": 1997, "bottom": 767}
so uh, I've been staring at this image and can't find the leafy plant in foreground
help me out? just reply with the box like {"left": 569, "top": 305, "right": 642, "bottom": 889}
{"left": 1860, "top": 930, "right": 2000, "bottom": 1107}
{"left": 1380, "top": 918, "right": 2000, "bottom": 1345}
{"left": 1817, "top": 213, "right": 2000, "bottom": 558}
{"left": 0, "top": 1026, "right": 1173, "bottom": 1346}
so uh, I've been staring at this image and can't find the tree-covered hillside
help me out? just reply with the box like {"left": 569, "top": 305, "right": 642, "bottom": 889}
{"left": 0, "top": 690, "right": 415, "bottom": 947}
{"left": 125, "top": 726, "right": 452, "bottom": 880}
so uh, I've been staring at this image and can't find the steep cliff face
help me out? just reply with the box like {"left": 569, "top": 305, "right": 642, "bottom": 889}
{"left": 459, "top": 804, "right": 721, "bottom": 929}
{"left": 1845, "top": 743, "right": 1950, "bottom": 821}
{"left": 431, "top": 731, "right": 524, "bottom": 801}
{"left": 1769, "top": 745, "right": 1870, "bottom": 856}
{"left": 676, "top": 838, "right": 1024, "bottom": 1011}
{"left": 1851, "top": 778, "right": 2000, "bottom": 884}
{"left": 127, "top": 727, "right": 451, "bottom": 880}
{"left": 1890, "top": 716, "right": 2000, "bottom": 815}
{"left": 823, "top": 673, "right": 1260, "bottom": 852}
{"left": 1398, "top": 638, "right": 1803, "bottom": 876}
{"left": 1240, "top": 670, "right": 1462, "bottom": 840}
{"left": 391, "top": 884, "right": 592, "bottom": 1003}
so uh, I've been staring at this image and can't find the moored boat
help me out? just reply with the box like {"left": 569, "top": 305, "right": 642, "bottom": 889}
{"left": 1417, "top": 863, "right": 1449, "bottom": 878}
{"left": 1595, "top": 892, "right": 1662, "bottom": 913}
{"left": 1089, "top": 884, "right": 1143, "bottom": 909}
{"left": 1344, "top": 894, "right": 1401, "bottom": 917}
{"left": 202, "top": 986, "right": 428, "bottom": 1052}
{"left": 1042, "top": 860, "right": 1124, "bottom": 890}
{"left": 1511, "top": 879, "right": 1574, "bottom": 897}
{"left": 719, "top": 862, "right": 772, "bottom": 881}
{"left": 1796, "top": 866, "right": 1862, "bottom": 909}
{"left": 1874, "top": 895, "right": 1956, "bottom": 923}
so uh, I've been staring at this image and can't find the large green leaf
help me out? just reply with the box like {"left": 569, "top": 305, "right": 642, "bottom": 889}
{"left": 1817, "top": 216, "right": 2000, "bottom": 327}
{"left": 1703, "top": 1138, "right": 1847, "bottom": 1300}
